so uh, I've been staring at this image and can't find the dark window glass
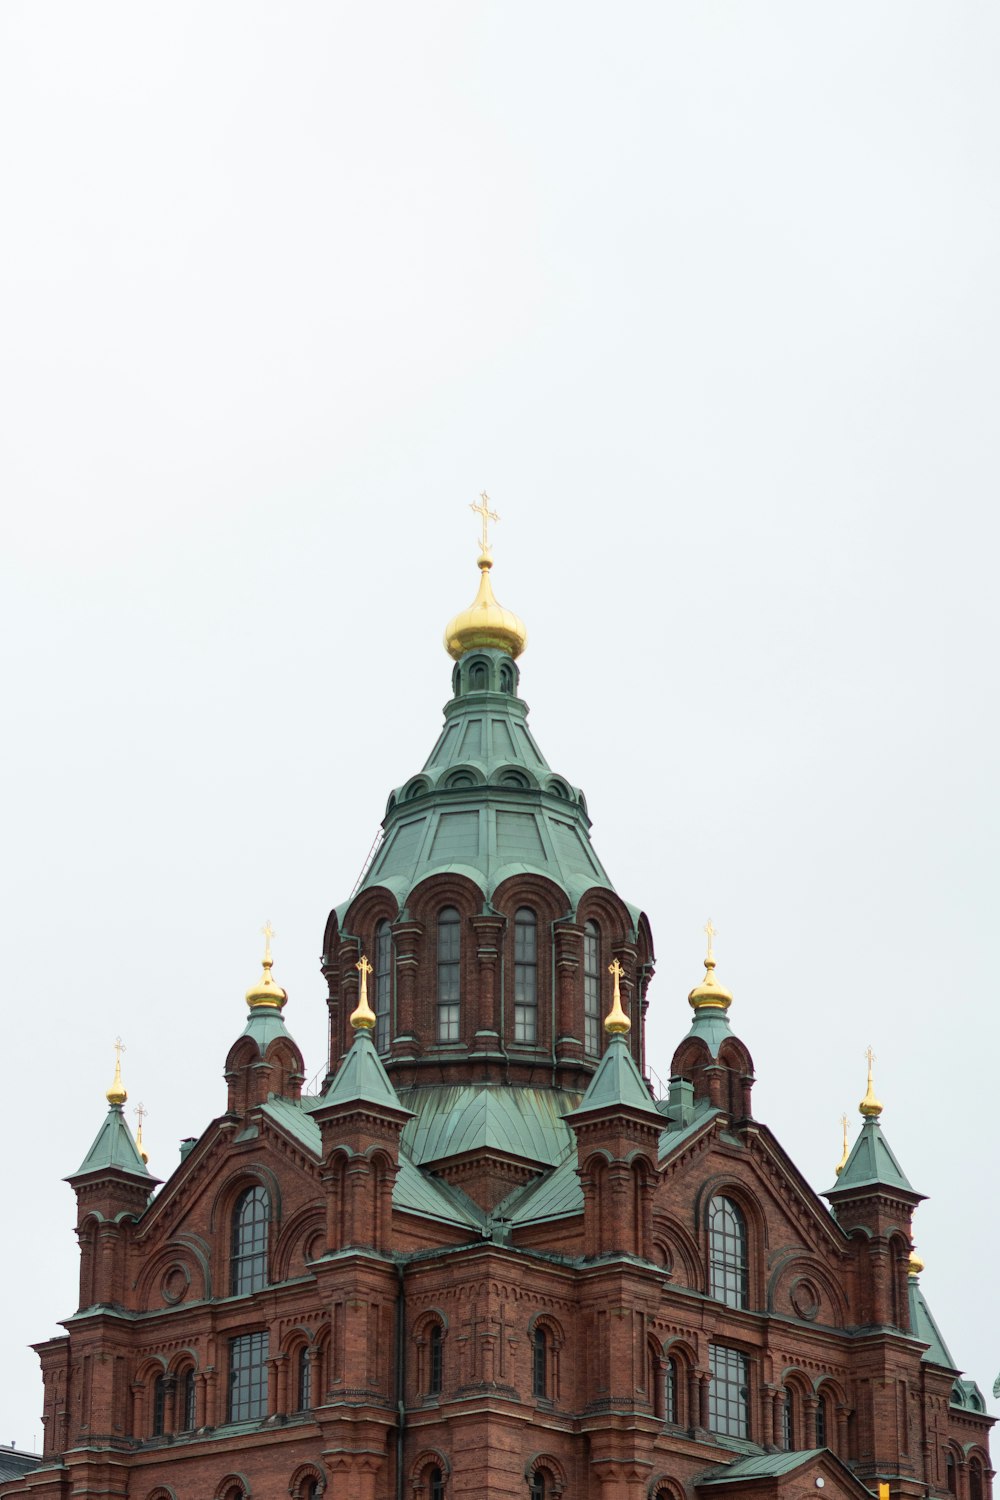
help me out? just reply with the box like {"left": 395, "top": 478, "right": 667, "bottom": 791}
{"left": 231, "top": 1185, "right": 269, "bottom": 1295}
{"left": 430, "top": 1466, "right": 445, "bottom": 1500}
{"left": 304, "top": 1483, "right": 320, "bottom": 1500}
{"left": 500, "top": 663, "right": 514, "bottom": 694}
{"left": 429, "top": 1323, "right": 443, "bottom": 1395}
{"left": 532, "top": 1325, "right": 548, "bottom": 1398}
{"left": 708, "top": 1345, "right": 750, "bottom": 1439}
{"left": 180, "top": 1367, "right": 196, "bottom": 1431}
{"left": 437, "top": 908, "right": 461, "bottom": 1041}
{"left": 665, "top": 1356, "right": 677, "bottom": 1423}
{"left": 783, "top": 1387, "right": 795, "bottom": 1449}
{"left": 971, "top": 1465, "right": 984, "bottom": 1500}
{"left": 708, "top": 1196, "right": 748, "bottom": 1309}
{"left": 815, "top": 1394, "right": 827, "bottom": 1448}
{"left": 152, "top": 1374, "right": 166, "bottom": 1437}
{"left": 228, "top": 1331, "right": 269, "bottom": 1422}
{"left": 946, "top": 1454, "right": 956, "bottom": 1495}
{"left": 374, "top": 921, "right": 392, "bottom": 1054}
{"left": 514, "top": 908, "right": 538, "bottom": 1042}
{"left": 583, "top": 921, "right": 601, "bottom": 1054}
{"left": 470, "top": 661, "right": 488, "bottom": 689}
{"left": 530, "top": 1473, "right": 546, "bottom": 1500}
{"left": 298, "top": 1345, "right": 312, "bottom": 1410}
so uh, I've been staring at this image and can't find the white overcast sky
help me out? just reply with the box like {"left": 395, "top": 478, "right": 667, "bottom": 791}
{"left": 1, "top": 1, "right": 997, "bottom": 1452}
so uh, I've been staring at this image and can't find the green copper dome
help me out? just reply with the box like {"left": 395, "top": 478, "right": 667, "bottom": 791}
{"left": 354, "top": 648, "right": 618, "bottom": 913}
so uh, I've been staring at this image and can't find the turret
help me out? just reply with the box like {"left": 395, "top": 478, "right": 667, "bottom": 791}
{"left": 225, "top": 924, "right": 305, "bottom": 1113}
{"left": 668, "top": 923, "right": 754, "bottom": 1119}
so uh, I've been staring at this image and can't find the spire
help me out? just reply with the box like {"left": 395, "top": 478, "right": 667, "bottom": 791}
{"left": 350, "top": 954, "right": 377, "bottom": 1030}
{"left": 106, "top": 1036, "right": 127, "bottom": 1107}
{"left": 443, "top": 494, "right": 528, "bottom": 660}
{"left": 245, "top": 920, "right": 288, "bottom": 1011}
{"left": 687, "top": 919, "right": 733, "bottom": 1013}
{"left": 134, "top": 1102, "right": 149, "bottom": 1166}
{"left": 835, "top": 1112, "right": 850, "bottom": 1177}
{"left": 859, "top": 1044, "right": 883, "bottom": 1118}
{"left": 605, "top": 957, "right": 630, "bottom": 1034}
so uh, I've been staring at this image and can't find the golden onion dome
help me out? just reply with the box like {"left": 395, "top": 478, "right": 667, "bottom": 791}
{"left": 688, "top": 920, "right": 733, "bottom": 1011}
{"left": 604, "top": 957, "right": 631, "bottom": 1035}
{"left": 859, "top": 1047, "right": 883, "bottom": 1118}
{"left": 444, "top": 550, "right": 527, "bottom": 661}
{"left": 246, "top": 922, "right": 287, "bottom": 1011}
{"left": 908, "top": 1249, "right": 925, "bottom": 1278}
{"left": 106, "top": 1044, "right": 127, "bottom": 1108}
{"left": 350, "top": 954, "right": 377, "bottom": 1031}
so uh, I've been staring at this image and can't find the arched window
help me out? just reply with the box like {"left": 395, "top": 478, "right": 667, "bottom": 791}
{"left": 437, "top": 908, "right": 461, "bottom": 1041}
{"left": 374, "top": 920, "right": 392, "bottom": 1053}
{"left": 529, "top": 1471, "right": 549, "bottom": 1500}
{"left": 532, "top": 1325, "right": 548, "bottom": 1399}
{"left": 297, "top": 1345, "right": 312, "bottom": 1410}
{"left": 470, "top": 661, "right": 488, "bottom": 690}
{"left": 428, "top": 1323, "right": 443, "bottom": 1396}
{"left": 179, "top": 1366, "right": 196, "bottom": 1431}
{"left": 303, "top": 1482, "right": 321, "bottom": 1500}
{"left": 708, "top": 1344, "right": 750, "bottom": 1439}
{"left": 946, "top": 1452, "right": 957, "bottom": 1495}
{"left": 815, "top": 1392, "right": 827, "bottom": 1448}
{"left": 708, "top": 1196, "right": 748, "bottom": 1309}
{"left": 514, "top": 907, "right": 538, "bottom": 1043}
{"left": 782, "top": 1386, "right": 796, "bottom": 1450}
{"left": 583, "top": 921, "right": 601, "bottom": 1054}
{"left": 231, "top": 1185, "right": 269, "bottom": 1295}
{"left": 665, "top": 1355, "right": 678, "bottom": 1423}
{"left": 970, "top": 1460, "right": 984, "bottom": 1500}
{"left": 151, "top": 1373, "right": 166, "bottom": 1437}
{"left": 429, "top": 1467, "right": 445, "bottom": 1500}
{"left": 228, "top": 1331, "right": 269, "bottom": 1422}
{"left": 499, "top": 662, "right": 514, "bottom": 694}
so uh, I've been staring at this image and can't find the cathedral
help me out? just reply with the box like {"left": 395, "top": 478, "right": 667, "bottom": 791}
{"left": 2, "top": 512, "right": 992, "bottom": 1500}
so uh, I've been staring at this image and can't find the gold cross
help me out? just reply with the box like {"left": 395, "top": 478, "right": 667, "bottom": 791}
{"left": 356, "top": 954, "right": 373, "bottom": 1003}
{"left": 114, "top": 1036, "right": 126, "bottom": 1065}
{"left": 865, "top": 1045, "right": 876, "bottom": 1073}
{"left": 704, "top": 918, "right": 716, "bottom": 960}
{"left": 261, "top": 920, "right": 275, "bottom": 961}
{"left": 134, "top": 1102, "right": 147, "bottom": 1130}
{"left": 608, "top": 957, "right": 624, "bottom": 997}
{"left": 470, "top": 492, "right": 499, "bottom": 553}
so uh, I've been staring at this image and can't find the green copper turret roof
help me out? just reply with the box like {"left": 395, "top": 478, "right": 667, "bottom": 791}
{"left": 319, "top": 1028, "right": 413, "bottom": 1116}
{"left": 567, "top": 1033, "right": 662, "bottom": 1121}
{"left": 68, "top": 1103, "right": 154, "bottom": 1183}
{"left": 908, "top": 1273, "right": 957, "bottom": 1369}
{"left": 824, "top": 1116, "right": 923, "bottom": 1200}
{"left": 351, "top": 648, "right": 626, "bottom": 917}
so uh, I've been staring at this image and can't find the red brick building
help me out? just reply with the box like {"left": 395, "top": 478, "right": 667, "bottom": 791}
{"left": 3, "top": 541, "right": 992, "bottom": 1500}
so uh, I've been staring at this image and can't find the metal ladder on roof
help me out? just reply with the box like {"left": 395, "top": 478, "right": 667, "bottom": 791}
{"left": 349, "top": 827, "right": 384, "bottom": 900}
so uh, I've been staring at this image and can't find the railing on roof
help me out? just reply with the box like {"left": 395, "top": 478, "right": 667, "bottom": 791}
{"left": 647, "top": 1063, "right": 669, "bottom": 1101}
{"left": 349, "top": 827, "right": 384, "bottom": 900}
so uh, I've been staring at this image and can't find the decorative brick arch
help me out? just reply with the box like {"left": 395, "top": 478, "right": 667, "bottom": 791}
{"left": 273, "top": 1203, "right": 326, "bottom": 1282}
{"left": 214, "top": 1476, "right": 251, "bottom": 1500}
{"left": 410, "top": 1448, "right": 451, "bottom": 1496}
{"left": 525, "top": 1452, "right": 567, "bottom": 1494}
{"left": 143, "top": 1488, "right": 177, "bottom": 1500}
{"left": 288, "top": 1461, "right": 326, "bottom": 1497}
{"left": 648, "top": 1477, "right": 685, "bottom": 1500}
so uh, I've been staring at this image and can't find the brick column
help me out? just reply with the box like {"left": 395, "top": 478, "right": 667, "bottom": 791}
{"left": 390, "top": 921, "right": 423, "bottom": 1058}
{"left": 554, "top": 922, "right": 583, "bottom": 1059}
{"left": 471, "top": 914, "right": 505, "bottom": 1043}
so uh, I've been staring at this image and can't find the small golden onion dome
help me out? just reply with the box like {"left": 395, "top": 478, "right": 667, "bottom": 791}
{"left": 106, "top": 1051, "right": 127, "bottom": 1108}
{"left": 350, "top": 955, "right": 377, "bottom": 1031}
{"left": 835, "top": 1113, "right": 850, "bottom": 1177}
{"left": 605, "top": 958, "right": 631, "bottom": 1035}
{"left": 444, "top": 551, "right": 527, "bottom": 661}
{"left": 246, "top": 923, "right": 287, "bottom": 1010}
{"left": 908, "top": 1249, "right": 925, "bottom": 1278}
{"left": 135, "top": 1105, "right": 149, "bottom": 1166}
{"left": 859, "top": 1048, "right": 883, "bottom": 1118}
{"left": 688, "top": 922, "right": 733, "bottom": 1011}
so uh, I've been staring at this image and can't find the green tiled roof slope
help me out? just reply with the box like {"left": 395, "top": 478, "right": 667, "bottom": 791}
{"left": 399, "top": 1084, "right": 580, "bottom": 1169}
{"left": 825, "top": 1118, "right": 920, "bottom": 1199}
{"left": 69, "top": 1105, "right": 153, "bottom": 1182}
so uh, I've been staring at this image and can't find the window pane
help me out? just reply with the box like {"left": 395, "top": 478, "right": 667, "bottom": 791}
{"left": 665, "top": 1357, "right": 677, "bottom": 1423}
{"left": 815, "top": 1395, "right": 826, "bottom": 1448}
{"left": 298, "top": 1346, "right": 312, "bottom": 1410}
{"left": 708, "top": 1345, "right": 750, "bottom": 1439}
{"left": 181, "top": 1369, "right": 196, "bottom": 1431}
{"left": 231, "top": 1186, "right": 269, "bottom": 1295}
{"left": 514, "top": 909, "right": 537, "bottom": 1042}
{"left": 429, "top": 1324, "right": 443, "bottom": 1395}
{"left": 708, "top": 1196, "right": 748, "bottom": 1309}
{"left": 228, "top": 1332, "right": 269, "bottom": 1422}
{"left": 438, "top": 909, "right": 461, "bottom": 1040}
{"left": 375, "top": 921, "right": 392, "bottom": 1054}
{"left": 583, "top": 921, "right": 600, "bottom": 1055}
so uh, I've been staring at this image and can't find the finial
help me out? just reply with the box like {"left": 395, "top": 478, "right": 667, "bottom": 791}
{"left": 835, "top": 1113, "right": 850, "bottom": 1176}
{"left": 134, "top": 1102, "right": 149, "bottom": 1166}
{"left": 444, "top": 495, "right": 527, "bottom": 661}
{"left": 859, "top": 1045, "right": 883, "bottom": 1118}
{"left": 350, "top": 954, "right": 377, "bottom": 1031}
{"left": 245, "top": 921, "right": 288, "bottom": 1010}
{"left": 106, "top": 1037, "right": 127, "bottom": 1107}
{"left": 908, "top": 1246, "right": 925, "bottom": 1278}
{"left": 688, "top": 919, "right": 733, "bottom": 1011}
{"left": 470, "top": 491, "right": 500, "bottom": 560}
{"left": 604, "top": 957, "right": 631, "bottom": 1034}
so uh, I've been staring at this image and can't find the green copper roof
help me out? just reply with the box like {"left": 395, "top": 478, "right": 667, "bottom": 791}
{"left": 506, "top": 1152, "right": 584, "bottom": 1224}
{"left": 68, "top": 1104, "right": 154, "bottom": 1182}
{"left": 352, "top": 649, "right": 622, "bottom": 915}
{"left": 678, "top": 1006, "right": 736, "bottom": 1059}
{"left": 320, "top": 1029, "right": 412, "bottom": 1116}
{"left": 697, "top": 1451, "right": 826, "bottom": 1484}
{"left": 239, "top": 1007, "right": 297, "bottom": 1054}
{"left": 566, "top": 1033, "right": 661, "bottom": 1121}
{"left": 399, "top": 1084, "right": 579, "bottom": 1169}
{"left": 824, "top": 1117, "right": 921, "bottom": 1199}
{"left": 908, "top": 1275, "right": 957, "bottom": 1369}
